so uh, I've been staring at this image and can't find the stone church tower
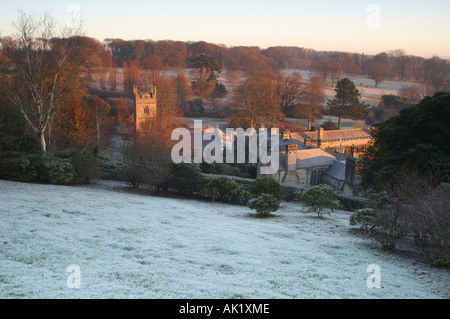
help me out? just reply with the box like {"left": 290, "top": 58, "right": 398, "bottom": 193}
{"left": 133, "top": 84, "right": 157, "bottom": 133}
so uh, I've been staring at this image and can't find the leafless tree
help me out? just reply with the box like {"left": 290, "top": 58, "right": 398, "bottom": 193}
{"left": 274, "top": 72, "right": 303, "bottom": 114}
{"left": 0, "top": 11, "right": 83, "bottom": 153}
{"left": 297, "top": 75, "right": 325, "bottom": 131}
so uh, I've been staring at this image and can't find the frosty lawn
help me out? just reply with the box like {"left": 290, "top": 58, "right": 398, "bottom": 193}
{"left": 0, "top": 180, "right": 448, "bottom": 298}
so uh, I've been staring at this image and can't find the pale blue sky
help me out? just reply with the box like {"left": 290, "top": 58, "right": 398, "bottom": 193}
{"left": 1, "top": 0, "right": 449, "bottom": 58}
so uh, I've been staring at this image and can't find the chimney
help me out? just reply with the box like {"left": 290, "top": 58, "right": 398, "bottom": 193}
{"left": 304, "top": 138, "right": 312, "bottom": 148}
{"left": 286, "top": 144, "right": 297, "bottom": 171}
{"left": 318, "top": 127, "right": 324, "bottom": 148}
{"left": 282, "top": 129, "right": 290, "bottom": 140}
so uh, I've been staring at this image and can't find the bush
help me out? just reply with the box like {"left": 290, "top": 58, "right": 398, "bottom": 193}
{"left": 122, "top": 155, "right": 171, "bottom": 191}
{"left": 350, "top": 208, "right": 377, "bottom": 232}
{"left": 251, "top": 176, "right": 281, "bottom": 199}
{"left": 200, "top": 176, "right": 238, "bottom": 202}
{"left": 295, "top": 184, "right": 339, "bottom": 218}
{"left": 0, "top": 151, "right": 104, "bottom": 185}
{"left": 169, "top": 162, "right": 205, "bottom": 195}
{"left": 228, "top": 186, "right": 253, "bottom": 205}
{"left": 200, "top": 181, "right": 220, "bottom": 202}
{"left": 0, "top": 152, "right": 75, "bottom": 184}
{"left": 407, "top": 183, "right": 450, "bottom": 266}
{"left": 97, "top": 157, "right": 126, "bottom": 181}
{"left": 349, "top": 190, "right": 406, "bottom": 250}
{"left": 367, "top": 205, "right": 406, "bottom": 251}
{"left": 42, "top": 157, "right": 75, "bottom": 184}
{"left": 321, "top": 120, "right": 337, "bottom": 130}
{"left": 0, "top": 152, "right": 26, "bottom": 181}
{"left": 122, "top": 159, "right": 148, "bottom": 188}
{"left": 247, "top": 193, "right": 280, "bottom": 216}
{"left": 55, "top": 151, "right": 100, "bottom": 184}
{"left": 71, "top": 154, "right": 99, "bottom": 184}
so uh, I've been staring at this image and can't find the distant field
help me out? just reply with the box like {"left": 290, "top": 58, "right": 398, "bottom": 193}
{"left": 89, "top": 67, "right": 419, "bottom": 130}
{"left": 90, "top": 67, "right": 418, "bottom": 106}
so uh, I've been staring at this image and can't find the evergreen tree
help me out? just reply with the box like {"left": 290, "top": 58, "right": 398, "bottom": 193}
{"left": 326, "top": 78, "right": 367, "bottom": 129}
{"left": 361, "top": 92, "right": 450, "bottom": 190}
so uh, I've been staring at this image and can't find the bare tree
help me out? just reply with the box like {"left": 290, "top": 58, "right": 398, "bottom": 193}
{"left": 0, "top": 11, "right": 83, "bottom": 153}
{"left": 388, "top": 49, "right": 410, "bottom": 81}
{"left": 230, "top": 76, "right": 282, "bottom": 128}
{"left": 274, "top": 72, "right": 303, "bottom": 115}
{"left": 297, "top": 75, "right": 325, "bottom": 131}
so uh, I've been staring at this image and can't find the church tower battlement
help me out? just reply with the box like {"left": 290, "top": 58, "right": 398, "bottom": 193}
{"left": 134, "top": 84, "right": 157, "bottom": 133}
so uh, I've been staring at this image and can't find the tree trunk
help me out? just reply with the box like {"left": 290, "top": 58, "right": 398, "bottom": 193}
{"left": 39, "top": 131, "right": 47, "bottom": 154}
{"left": 338, "top": 116, "right": 342, "bottom": 130}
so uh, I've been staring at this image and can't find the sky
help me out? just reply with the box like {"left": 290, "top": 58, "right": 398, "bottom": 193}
{"left": 0, "top": 0, "right": 449, "bottom": 58}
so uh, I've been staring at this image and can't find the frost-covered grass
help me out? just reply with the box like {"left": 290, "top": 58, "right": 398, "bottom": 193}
{"left": 0, "top": 180, "right": 448, "bottom": 299}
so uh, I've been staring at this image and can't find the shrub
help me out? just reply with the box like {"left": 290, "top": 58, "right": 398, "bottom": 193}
{"left": 42, "top": 157, "right": 75, "bottom": 184}
{"left": 349, "top": 191, "right": 406, "bottom": 250}
{"left": 122, "top": 159, "right": 148, "bottom": 188}
{"left": 70, "top": 153, "right": 100, "bottom": 184}
{"left": 11, "top": 153, "right": 75, "bottom": 184}
{"left": 169, "top": 162, "right": 205, "bottom": 195}
{"left": 55, "top": 151, "right": 100, "bottom": 184}
{"left": 0, "top": 152, "right": 24, "bottom": 180}
{"left": 350, "top": 208, "right": 377, "bottom": 232}
{"left": 0, "top": 151, "right": 103, "bottom": 185}
{"left": 200, "top": 180, "right": 220, "bottom": 202}
{"left": 200, "top": 176, "right": 239, "bottom": 202}
{"left": 229, "top": 186, "right": 253, "bottom": 205}
{"left": 367, "top": 205, "right": 406, "bottom": 251}
{"left": 213, "top": 176, "right": 238, "bottom": 200}
{"left": 251, "top": 176, "right": 281, "bottom": 199}
{"left": 295, "top": 184, "right": 339, "bottom": 218}
{"left": 16, "top": 155, "right": 39, "bottom": 182}
{"left": 122, "top": 154, "right": 171, "bottom": 192}
{"left": 97, "top": 157, "right": 126, "bottom": 181}
{"left": 247, "top": 193, "right": 280, "bottom": 216}
{"left": 406, "top": 183, "right": 449, "bottom": 266}
{"left": 321, "top": 120, "right": 337, "bottom": 130}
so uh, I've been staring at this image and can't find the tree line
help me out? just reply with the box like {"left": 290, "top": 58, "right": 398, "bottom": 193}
{"left": 3, "top": 34, "right": 445, "bottom": 88}
{"left": 95, "top": 38, "right": 449, "bottom": 88}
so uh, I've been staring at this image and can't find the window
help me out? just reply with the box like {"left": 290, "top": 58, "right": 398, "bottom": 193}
{"left": 310, "top": 169, "right": 325, "bottom": 186}
{"left": 144, "top": 105, "right": 149, "bottom": 115}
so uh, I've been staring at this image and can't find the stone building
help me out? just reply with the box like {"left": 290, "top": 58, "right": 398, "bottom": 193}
{"left": 260, "top": 129, "right": 364, "bottom": 195}
{"left": 298, "top": 127, "right": 373, "bottom": 156}
{"left": 134, "top": 85, "right": 157, "bottom": 133}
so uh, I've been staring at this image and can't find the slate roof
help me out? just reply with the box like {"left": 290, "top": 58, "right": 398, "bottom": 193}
{"left": 325, "top": 160, "right": 346, "bottom": 181}
{"left": 278, "top": 148, "right": 337, "bottom": 171}
{"left": 298, "top": 128, "right": 372, "bottom": 142}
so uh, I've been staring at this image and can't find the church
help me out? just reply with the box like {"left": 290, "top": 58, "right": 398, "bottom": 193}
{"left": 133, "top": 84, "right": 157, "bottom": 133}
